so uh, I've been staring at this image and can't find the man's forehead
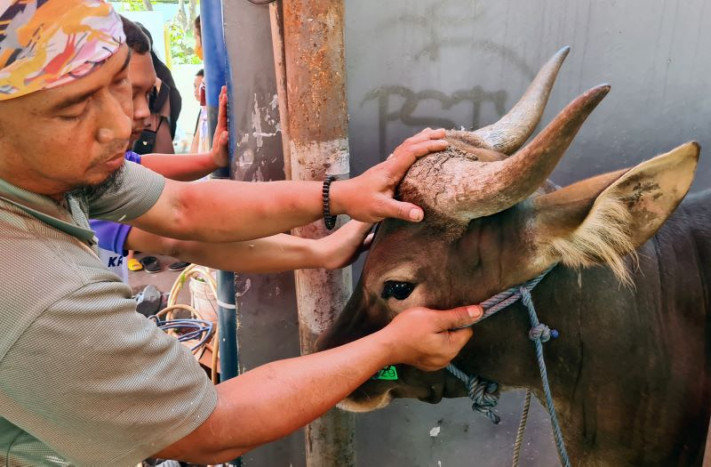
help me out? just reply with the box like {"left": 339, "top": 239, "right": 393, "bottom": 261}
{"left": 34, "top": 44, "right": 130, "bottom": 110}
{"left": 129, "top": 52, "right": 157, "bottom": 88}
{"left": 0, "top": 0, "right": 125, "bottom": 101}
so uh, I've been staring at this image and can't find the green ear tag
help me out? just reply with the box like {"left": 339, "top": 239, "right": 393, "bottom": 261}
{"left": 372, "top": 365, "right": 398, "bottom": 381}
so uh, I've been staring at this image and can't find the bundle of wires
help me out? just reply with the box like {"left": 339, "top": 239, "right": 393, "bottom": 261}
{"left": 150, "top": 315, "right": 214, "bottom": 352}
{"left": 154, "top": 265, "right": 221, "bottom": 384}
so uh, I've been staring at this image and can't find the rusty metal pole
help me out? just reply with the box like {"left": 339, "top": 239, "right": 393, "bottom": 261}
{"left": 282, "top": 1, "right": 355, "bottom": 466}
{"left": 269, "top": 1, "right": 291, "bottom": 180}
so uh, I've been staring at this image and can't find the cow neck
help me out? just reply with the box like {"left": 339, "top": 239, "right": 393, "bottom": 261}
{"left": 447, "top": 264, "right": 572, "bottom": 467}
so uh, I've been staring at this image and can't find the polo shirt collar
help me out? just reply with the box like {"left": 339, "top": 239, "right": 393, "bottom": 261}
{"left": 0, "top": 176, "right": 97, "bottom": 243}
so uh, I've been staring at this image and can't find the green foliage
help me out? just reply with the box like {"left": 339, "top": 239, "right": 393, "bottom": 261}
{"left": 115, "top": 0, "right": 201, "bottom": 65}
{"left": 118, "top": 0, "right": 147, "bottom": 11}
{"left": 168, "top": 20, "right": 201, "bottom": 65}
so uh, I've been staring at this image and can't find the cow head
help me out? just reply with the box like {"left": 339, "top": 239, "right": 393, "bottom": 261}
{"left": 317, "top": 47, "right": 700, "bottom": 412}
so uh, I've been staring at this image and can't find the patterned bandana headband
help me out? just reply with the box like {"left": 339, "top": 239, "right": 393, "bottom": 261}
{"left": 0, "top": 0, "right": 125, "bottom": 101}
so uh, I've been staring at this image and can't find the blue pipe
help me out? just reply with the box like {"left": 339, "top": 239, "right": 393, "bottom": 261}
{"left": 201, "top": 0, "right": 230, "bottom": 179}
{"left": 200, "top": 0, "right": 239, "bottom": 383}
{"left": 201, "top": 1, "right": 227, "bottom": 107}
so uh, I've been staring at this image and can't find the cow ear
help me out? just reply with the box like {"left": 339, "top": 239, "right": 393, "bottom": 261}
{"left": 528, "top": 142, "right": 699, "bottom": 282}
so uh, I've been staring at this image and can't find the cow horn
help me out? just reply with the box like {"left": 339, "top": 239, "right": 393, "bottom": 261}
{"left": 400, "top": 85, "right": 611, "bottom": 223}
{"left": 472, "top": 46, "right": 570, "bottom": 154}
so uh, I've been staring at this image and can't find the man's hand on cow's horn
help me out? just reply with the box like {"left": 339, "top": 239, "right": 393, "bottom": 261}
{"left": 376, "top": 304, "right": 484, "bottom": 372}
{"left": 330, "top": 128, "right": 448, "bottom": 223}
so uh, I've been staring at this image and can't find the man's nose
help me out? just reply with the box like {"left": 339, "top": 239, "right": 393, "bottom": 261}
{"left": 95, "top": 90, "right": 131, "bottom": 143}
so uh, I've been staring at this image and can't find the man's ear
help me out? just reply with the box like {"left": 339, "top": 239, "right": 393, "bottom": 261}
{"left": 527, "top": 142, "right": 699, "bottom": 281}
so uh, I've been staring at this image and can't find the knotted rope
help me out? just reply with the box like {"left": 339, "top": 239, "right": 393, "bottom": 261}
{"left": 445, "top": 364, "right": 501, "bottom": 424}
{"left": 445, "top": 268, "right": 551, "bottom": 423}
{"left": 446, "top": 266, "right": 571, "bottom": 467}
{"left": 520, "top": 286, "right": 570, "bottom": 467}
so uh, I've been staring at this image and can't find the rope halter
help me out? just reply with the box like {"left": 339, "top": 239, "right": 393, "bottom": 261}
{"left": 446, "top": 267, "right": 555, "bottom": 423}
{"left": 446, "top": 266, "right": 571, "bottom": 467}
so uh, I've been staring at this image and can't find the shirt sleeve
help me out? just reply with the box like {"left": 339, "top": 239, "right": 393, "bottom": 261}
{"left": 0, "top": 280, "right": 218, "bottom": 466}
{"left": 89, "top": 219, "right": 133, "bottom": 255}
{"left": 88, "top": 160, "right": 165, "bottom": 222}
{"left": 125, "top": 150, "right": 143, "bottom": 164}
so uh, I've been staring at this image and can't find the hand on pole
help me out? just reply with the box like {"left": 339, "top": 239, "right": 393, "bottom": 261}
{"left": 210, "top": 86, "right": 230, "bottom": 169}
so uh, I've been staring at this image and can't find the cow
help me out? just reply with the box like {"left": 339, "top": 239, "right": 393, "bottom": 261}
{"left": 318, "top": 47, "right": 710, "bottom": 466}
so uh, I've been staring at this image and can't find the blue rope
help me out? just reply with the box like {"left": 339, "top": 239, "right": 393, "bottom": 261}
{"left": 446, "top": 268, "right": 553, "bottom": 421}
{"left": 520, "top": 286, "right": 571, "bottom": 467}
{"left": 446, "top": 266, "right": 571, "bottom": 466}
{"left": 446, "top": 363, "right": 501, "bottom": 424}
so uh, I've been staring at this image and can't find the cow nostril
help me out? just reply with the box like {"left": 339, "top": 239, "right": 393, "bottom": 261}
{"left": 419, "top": 385, "right": 444, "bottom": 404}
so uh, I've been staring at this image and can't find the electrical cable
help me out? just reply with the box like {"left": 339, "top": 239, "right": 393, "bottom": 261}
{"left": 151, "top": 317, "right": 214, "bottom": 351}
{"left": 161, "top": 265, "right": 222, "bottom": 384}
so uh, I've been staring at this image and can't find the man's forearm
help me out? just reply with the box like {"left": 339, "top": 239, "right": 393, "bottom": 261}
{"left": 132, "top": 127, "right": 448, "bottom": 242}
{"left": 154, "top": 331, "right": 394, "bottom": 462}
{"left": 134, "top": 179, "right": 330, "bottom": 242}
{"left": 141, "top": 153, "right": 218, "bottom": 181}
{"left": 154, "top": 303, "right": 481, "bottom": 463}
{"left": 212, "top": 334, "right": 392, "bottom": 448}
{"left": 174, "top": 234, "right": 322, "bottom": 273}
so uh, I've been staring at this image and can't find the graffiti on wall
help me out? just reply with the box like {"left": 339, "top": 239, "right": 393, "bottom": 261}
{"left": 362, "top": 85, "right": 509, "bottom": 157}
{"left": 363, "top": 3, "right": 541, "bottom": 156}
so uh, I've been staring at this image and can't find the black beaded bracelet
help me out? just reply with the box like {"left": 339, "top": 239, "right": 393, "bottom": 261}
{"left": 322, "top": 175, "right": 337, "bottom": 230}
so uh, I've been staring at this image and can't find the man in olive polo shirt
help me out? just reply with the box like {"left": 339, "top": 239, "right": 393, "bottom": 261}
{"left": 0, "top": 1, "right": 483, "bottom": 465}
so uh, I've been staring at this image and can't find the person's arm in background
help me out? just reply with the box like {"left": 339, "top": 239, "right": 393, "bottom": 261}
{"left": 189, "top": 130, "right": 200, "bottom": 155}
{"left": 140, "top": 87, "right": 230, "bottom": 181}
{"left": 125, "top": 220, "right": 372, "bottom": 273}
{"left": 153, "top": 303, "right": 484, "bottom": 463}
{"left": 130, "top": 128, "right": 448, "bottom": 243}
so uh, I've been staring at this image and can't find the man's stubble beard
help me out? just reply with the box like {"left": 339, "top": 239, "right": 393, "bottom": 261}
{"left": 70, "top": 138, "right": 130, "bottom": 198}
{"left": 69, "top": 164, "right": 125, "bottom": 200}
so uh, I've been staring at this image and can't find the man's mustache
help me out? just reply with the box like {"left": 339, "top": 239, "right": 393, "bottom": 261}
{"left": 97, "top": 139, "right": 130, "bottom": 163}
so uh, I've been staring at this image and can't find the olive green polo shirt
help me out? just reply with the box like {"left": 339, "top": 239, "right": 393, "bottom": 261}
{"left": 0, "top": 161, "right": 218, "bottom": 466}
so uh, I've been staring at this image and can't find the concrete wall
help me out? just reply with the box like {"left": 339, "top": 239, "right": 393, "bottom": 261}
{"left": 223, "top": 1, "right": 710, "bottom": 465}
{"left": 345, "top": 0, "right": 710, "bottom": 194}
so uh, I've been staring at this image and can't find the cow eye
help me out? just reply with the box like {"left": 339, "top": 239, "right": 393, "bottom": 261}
{"left": 381, "top": 281, "right": 416, "bottom": 300}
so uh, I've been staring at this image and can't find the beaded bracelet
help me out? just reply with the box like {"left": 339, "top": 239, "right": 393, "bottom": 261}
{"left": 322, "top": 175, "right": 337, "bottom": 230}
